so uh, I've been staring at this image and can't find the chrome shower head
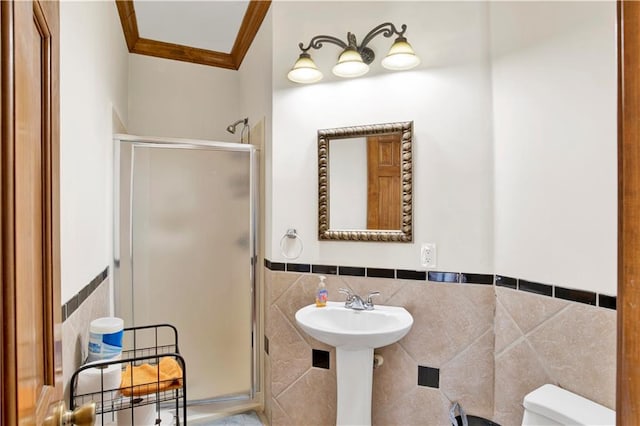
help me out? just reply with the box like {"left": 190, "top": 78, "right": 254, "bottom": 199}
{"left": 226, "top": 118, "right": 248, "bottom": 135}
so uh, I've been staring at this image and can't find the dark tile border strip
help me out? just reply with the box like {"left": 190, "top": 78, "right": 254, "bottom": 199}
{"left": 263, "top": 259, "right": 617, "bottom": 310}
{"left": 264, "top": 259, "right": 285, "bottom": 271}
{"left": 460, "top": 273, "right": 494, "bottom": 285}
{"left": 428, "top": 271, "right": 459, "bottom": 283}
{"left": 555, "top": 286, "right": 597, "bottom": 306}
{"left": 338, "top": 266, "right": 366, "bottom": 277}
{"left": 599, "top": 294, "right": 617, "bottom": 310}
{"left": 62, "top": 266, "right": 109, "bottom": 322}
{"left": 397, "top": 270, "right": 426, "bottom": 280}
{"left": 367, "top": 268, "right": 395, "bottom": 279}
{"left": 286, "top": 263, "right": 311, "bottom": 273}
{"left": 495, "top": 275, "right": 517, "bottom": 289}
{"left": 312, "top": 264, "right": 337, "bottom": 275}
{"left": 519, "top": 279, "right": 553, "bottom": 297}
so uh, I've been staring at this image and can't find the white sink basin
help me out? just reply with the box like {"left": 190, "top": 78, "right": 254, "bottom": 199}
{"left": 295, "top": 301, "right": 413, "bottom": 349}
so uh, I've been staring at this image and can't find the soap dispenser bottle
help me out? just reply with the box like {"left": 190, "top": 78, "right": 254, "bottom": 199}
{"left": 315, "top": 275, "right": 328, "bottom": 307}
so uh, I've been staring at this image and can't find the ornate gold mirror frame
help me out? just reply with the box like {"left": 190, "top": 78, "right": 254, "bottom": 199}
{"left": 318, "top": 121, "right": 413, "bottom": 242}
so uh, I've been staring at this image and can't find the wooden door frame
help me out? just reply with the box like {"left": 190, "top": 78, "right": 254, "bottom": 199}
{"left": 1, "top": 2, "right": 18, "bottom": 422}
{"left": 618, "top": 1, "right": 640, "bottom": 424}
{"left": 1, "top": 0, "right": 62, "bottom": 424}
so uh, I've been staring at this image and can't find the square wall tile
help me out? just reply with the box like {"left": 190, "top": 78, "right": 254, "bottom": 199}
{"left": 312, "top": 349, "right": 330, "bottom": 369}
{"left": 418, "top": 366, "right": 440, "bottom": 388}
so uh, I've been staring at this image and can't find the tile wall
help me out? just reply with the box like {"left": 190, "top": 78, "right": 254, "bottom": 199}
{"left": 61, "top": 267, "right": 110, "bottom": 402}
{"left": 263, "top": 263, "right": 616, "bottom": 426}
{"left": 493, "top": 286, "right": 616, "bottom": 425}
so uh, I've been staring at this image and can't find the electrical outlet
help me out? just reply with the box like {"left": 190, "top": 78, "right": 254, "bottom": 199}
{"left": 421, "top": 243, "right": 437, "bottom": 268}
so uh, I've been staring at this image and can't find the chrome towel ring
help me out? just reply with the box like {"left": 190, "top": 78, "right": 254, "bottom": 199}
{"left": 280, "top": 228, "right": 304, "bottom": 260}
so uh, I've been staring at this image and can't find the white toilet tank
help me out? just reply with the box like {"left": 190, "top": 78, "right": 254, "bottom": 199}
{"left": 522, "top": 384, "right": 615, "bottom": 426}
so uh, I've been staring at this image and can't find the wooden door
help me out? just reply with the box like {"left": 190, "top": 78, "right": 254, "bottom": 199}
{"left": 367, "top": 134, "right": 402, "bottom": 230}
{"left": 1, "top": 1, "right": 62, "bottom": 424}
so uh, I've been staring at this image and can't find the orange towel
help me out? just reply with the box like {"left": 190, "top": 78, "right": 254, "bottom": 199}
{"left": 120, "top": 357, "right": 183, "bottom": 397}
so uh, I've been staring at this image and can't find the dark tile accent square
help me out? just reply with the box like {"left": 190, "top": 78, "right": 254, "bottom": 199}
{"left": 61, "top": 304, "right": 67, "bottom": 322}
{"left": 312, "top": 349, "right": 330, "bottom": 369}
{"left": 264, "top": 336, "right": 270, "bottom": 355}
{"left": 460, "top": 273, "right": 494, "bottom": 285}
{"left": 267, "top": 261, "right": 285, "bottom": 271}
{"left": 264, "top": 259, "right": 271, "bottom": 268}
{"left": 66, "top": 294, "right": 79, "bottom": 318}
{"left": 599, "top": 294, "right": 617, "bottom": 310}
{"left": 495, "top": 275, "right": 517, "bottom": 289}
{"left": 367, "top": 268, "right": 395, "bottom": 279}
{"left": 519, "top": 279, "right": 553, "bottom": 297}
{"left": 338, "top": 266, "right": 366, "bottom": 277}
{"left": 418, "top": 365, "right": 439, "bottom": 388}
{"left": 396, "top": 270, "right": 426, "bottom": 281}
{"left": 427, "top": 271, "right": 460, "bottom": 283}
{"left": 555, "top": 286, "right": 596, "bottom": 306}
{"left": 286, "top": 263, "right": 311, "bottom": 273}
{"left": 312, "top": 264, "right": 338, "bottom": 275}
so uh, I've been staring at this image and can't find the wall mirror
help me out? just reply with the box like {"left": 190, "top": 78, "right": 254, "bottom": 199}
{"left": 318, "top": 121, "right": 413, "bottom": 242}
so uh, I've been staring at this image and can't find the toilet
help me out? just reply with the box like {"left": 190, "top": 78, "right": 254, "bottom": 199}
{"left": 522, "top": 384, "right": 615, "bottom": 425}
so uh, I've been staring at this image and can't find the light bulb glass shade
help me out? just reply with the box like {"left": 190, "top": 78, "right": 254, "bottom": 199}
{"left": 381, "top": 37, "right": 421, "bottom": 71}
{"left": 332, "top": 48, "right": 369, "bottom": 78}
{"left": 287, "top": 53, "right": 323, "bottom": 84}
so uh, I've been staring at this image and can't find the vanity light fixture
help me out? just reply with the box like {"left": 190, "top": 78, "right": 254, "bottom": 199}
{"left": 287, "top": 22, "right": 420, "bottom": 84}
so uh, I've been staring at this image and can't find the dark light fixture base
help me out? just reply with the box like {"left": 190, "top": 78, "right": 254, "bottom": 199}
{"left": 359, "top": 47, "right": 375, "bottom": 65}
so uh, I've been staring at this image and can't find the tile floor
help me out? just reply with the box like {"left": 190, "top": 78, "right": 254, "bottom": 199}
{"left": 198, "top": 411, "right": 263, "bottom": 425}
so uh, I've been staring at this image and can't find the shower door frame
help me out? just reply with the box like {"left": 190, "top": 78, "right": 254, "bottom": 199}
{"left": 113, "top": 134, "right": 260, "bottom": 406}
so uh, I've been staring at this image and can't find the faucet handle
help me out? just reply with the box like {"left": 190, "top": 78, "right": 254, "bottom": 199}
{"left": 338, "top": 288, "right": 353, "bottom": 300}
{"left": 366, "top": 291, "right": 381, "bottom": 305}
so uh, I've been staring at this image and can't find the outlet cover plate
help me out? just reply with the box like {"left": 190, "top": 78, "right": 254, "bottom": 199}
{"left": 421, "top": 243, "right": 437, "bottom": 268}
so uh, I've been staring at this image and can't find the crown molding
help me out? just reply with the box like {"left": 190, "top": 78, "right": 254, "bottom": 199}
{"left": 115, "top": 0, "right": 271, "bottom": 70}
{"left": 230, "top": 0, "right": 271, "bottom": 68}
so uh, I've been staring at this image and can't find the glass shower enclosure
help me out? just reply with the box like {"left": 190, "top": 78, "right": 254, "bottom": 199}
{"left": 113, "top": 134, "right": 259, "bottom": 415}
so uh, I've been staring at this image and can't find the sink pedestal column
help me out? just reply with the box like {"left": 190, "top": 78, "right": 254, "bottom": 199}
{"left": 336, "top": 346, "right": 374, "bottom": 426}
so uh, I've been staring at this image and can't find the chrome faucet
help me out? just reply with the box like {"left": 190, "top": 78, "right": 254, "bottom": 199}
{"left": 339, "top": 288, "right": 381, "bottom": 310}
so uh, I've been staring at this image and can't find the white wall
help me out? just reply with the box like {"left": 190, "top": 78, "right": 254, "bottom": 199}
{"left": 271, "top": 1, "right": 495, "bottom": 272}
{"left": 60, "top": 0, "right": 129, "bottom": 302}
{"left": 59, "top": 0, "right": 615, "bottom": 299}
{"left": 238, "top": 10, "right": 273, "bottom": 257}
{"left": 128, "top": 54, "right": 241, "bottom": 141}
{"left": 490, "top": 2, "right": 617, "bottom": 294}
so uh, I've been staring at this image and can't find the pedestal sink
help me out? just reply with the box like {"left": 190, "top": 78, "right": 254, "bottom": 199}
{"left": 295, "top": 301, "right": 413, "bottom": 426}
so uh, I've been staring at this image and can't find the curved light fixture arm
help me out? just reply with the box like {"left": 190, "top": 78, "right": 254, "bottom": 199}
{"left": 296, "top": 23, "right": 408, "bottom": 66}
{"left": 359, "top": 22, "right": 407, "bottom": 50}
{"left": 299, "top": 35, "right": 348, "bottom": 53}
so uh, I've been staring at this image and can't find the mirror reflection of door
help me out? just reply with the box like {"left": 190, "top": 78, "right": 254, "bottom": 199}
{"left": 319, "top": 120, "right": 412, "bottom": 242}
{"left": 367, "top": 134, "right": 402, "bottom": 230}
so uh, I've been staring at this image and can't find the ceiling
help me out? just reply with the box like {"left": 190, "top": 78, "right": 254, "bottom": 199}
{"left": 116, "top": 0, "right": 271, "bottom": 70}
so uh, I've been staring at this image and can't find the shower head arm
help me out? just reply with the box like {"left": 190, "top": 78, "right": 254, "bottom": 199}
{"left": 226, "top": 117, "right": 250, "bottom": 135}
